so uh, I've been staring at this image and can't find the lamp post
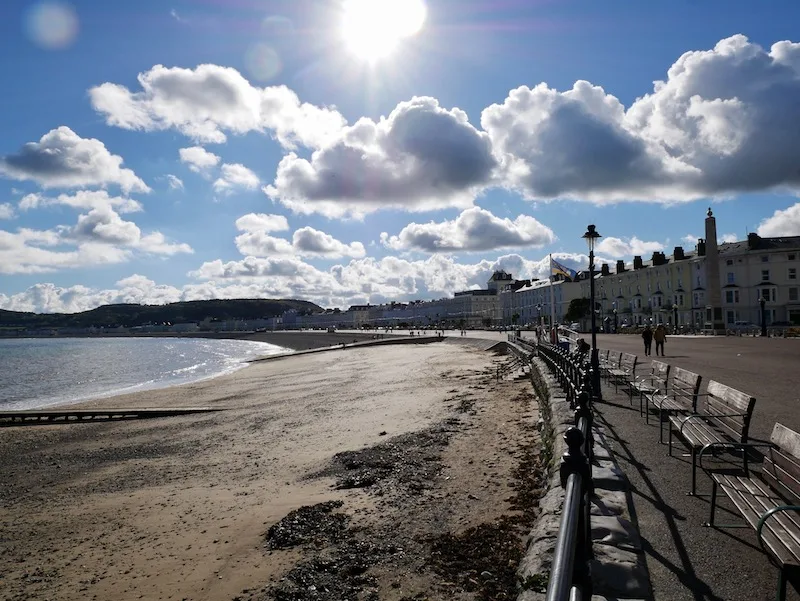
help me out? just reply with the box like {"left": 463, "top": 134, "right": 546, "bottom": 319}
{"left": 613, "top": 308, "right": 618, "bottom": 333}
{"left": 760, "top": 296, "right": 767, "bottom": 337}
{"left": 673, "top": 305, "right": 679, "bottom": 332}
{"left": 582, "top": 224, "right": 602, "bottom": 400}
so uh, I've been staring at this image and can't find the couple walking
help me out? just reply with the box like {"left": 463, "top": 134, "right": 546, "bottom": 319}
{"left": 642, "top": 324, "right": 667, "bottom": 356}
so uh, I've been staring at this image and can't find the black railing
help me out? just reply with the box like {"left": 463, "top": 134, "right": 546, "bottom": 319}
{"left": 536, "top": 342, "right": 595, "bottom": 601}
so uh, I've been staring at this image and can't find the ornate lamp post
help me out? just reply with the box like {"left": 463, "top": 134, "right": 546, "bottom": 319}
{"left": 760, "top": 296, "right": 767, "bottom": 337}
{"left": 582, "top": 224, "right": 602, "bottom": 400}
{"left": 613, "top": 308, "right": 618, "bottom": 333}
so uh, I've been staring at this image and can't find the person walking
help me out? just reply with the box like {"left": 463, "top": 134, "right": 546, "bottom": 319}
{"left": 642, "top": 324, "right": 653, "bottom": 356}
{"left": 654, "top": 324, "right": 667, "bottom": 356}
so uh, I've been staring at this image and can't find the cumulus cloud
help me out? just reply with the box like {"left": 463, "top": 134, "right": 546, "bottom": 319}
{"left": 0, "top": 208, "right": 192, "bottom": 274}
{"left": 233, "top": 213, "right": 364, "bottom": 258}
{"left": 381, "top": 207, "right": 555, "bottom": 252}
{"left": 179, "top": 146, "right": 220, "bottom": 174}
{"left": 235, "top": 213, "right": 288, "bottom": 233}
{"left": 483, "top": 35, "right": 800, "bottom": 202}
{"left": 213, "top": 163, "right": 260, "bottom": 195}
{"left": 596, "top": 236, "right": 663, "bottom": 257}
{"left": 188, "top": 251, "right": 589, "bottom": 309}
{"left": 292, "top": 227, "right": 366, "bottom": 258}
{"left": 757, "top": 202, "right": 800, "bottom": 237}
{"left": 0, "top": 127, "right": 150, "bottom": 193}
{"left": 1, "top": 249, "right": 595, "bottom": 313}
{"left": 265, "top": 97, "right": 497, "bottom": 218}
{"left": 19, "top": 190, "right": 143, "bottom": 214}
{"left": 90, "top": 64, "right": 345, "bottom": 147}
{"left": 682, "top": 234, "right": 699, "bottom": 245}
{"left": 719, "top": 233, "right": 738, "bottom": 243}
{"left": 0, "top": 203, "right": 15, "bottom": 219}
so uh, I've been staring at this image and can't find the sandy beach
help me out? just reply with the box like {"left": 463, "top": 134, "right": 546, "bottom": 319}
{"left": 0, "top": 340, "right": 542, "bottom": 601}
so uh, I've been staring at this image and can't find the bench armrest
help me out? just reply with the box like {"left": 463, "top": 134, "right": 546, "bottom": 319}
{"left": 756, "top": 505, "right": 800, "bottom": 555}
{"left": 698, "top": 441, "right": 775, "bottom": 470}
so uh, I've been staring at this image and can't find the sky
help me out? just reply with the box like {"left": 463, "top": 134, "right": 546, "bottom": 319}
{"left": 2, "top": 0, "right": 800, "bottom": 314}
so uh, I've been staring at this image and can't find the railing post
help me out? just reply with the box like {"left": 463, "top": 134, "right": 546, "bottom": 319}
{"left": 547, "top": 426, "right": 593, "bottom": 601}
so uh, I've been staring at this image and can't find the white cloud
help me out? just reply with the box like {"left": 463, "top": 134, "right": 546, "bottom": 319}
{"left": 265, "top": 96, "right": 497, "bottom": 218}
{"left": 234, "top": 213, "right": 288, "bottom": 233}
{"left": 0, "top": 203, "right": 15, "bottom": 219}
{"left": 166, "top": 174, "right": 184, "bottom": 190}
{"left": 0, "top": 208, "right": 192, "bottom": 274}
{"left": 179, "top": 146, "right": 220, "bottom": 174}
{"left": 90, "top": 64, "right": 345, "bottom": 148}
{"left": 757, "top": 202, "right": 800, "bottom": 237}
{"left": 213, "top": 163, "right": 260, "bottom": 195}
{"left": 381, "top": 207, "right": 555, "bottom": 252}
{"left": 682, "top": 234, "right": 699, "bottom": 245}
{"left": 292, "top": 227, "right": 366, "bottom": 258}
{"left": 719, "top": 233, "right": 738, "bottom": 243}
{"left": 0, "top": 250, "right": 595, "bottom": 313}
{"left": 482, "top": 35, "right": 800, "bottom": 202}
{"left": 0, "top": 127, "right": 150, "bottom": 193}
{"left": 233, "top": 213, "right": 364, "bottom": 258}
{"left": 596, "top": 236, "right": 663, "bottom": 257}
{"left": 19, "top": 190, "right": 143, "bottom": 214}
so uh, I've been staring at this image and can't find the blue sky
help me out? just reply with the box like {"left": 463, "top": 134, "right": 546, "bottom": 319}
{"left": 2, "top": 0, "right": 800, "bottom": 312}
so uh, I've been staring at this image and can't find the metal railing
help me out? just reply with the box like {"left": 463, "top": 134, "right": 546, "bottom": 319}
{"left": 536, "top": 342, "right": 595, "bottom": 601}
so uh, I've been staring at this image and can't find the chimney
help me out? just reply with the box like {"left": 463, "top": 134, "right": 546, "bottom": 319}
{"left": 697, "top": 238, "right": 706, "bottom": 256}
{"left": 633, "top": 255, "right": 644, "bottom": 270}
{"left": 673, "top": 246, "right": 685, "bottom": 260}
{"left": 651, "top": 251, "right": 667, "bottom": 266}
{"left": 616, "top": 260, "right": 625, "bottom": 274}
{"left": 601, "top": 263, "right": 610, "bottom": 276}
{"left": 747, "top": 232, "right": 761, "bottom": 250}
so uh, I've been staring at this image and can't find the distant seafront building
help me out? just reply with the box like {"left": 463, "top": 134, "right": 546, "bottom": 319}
{"left": 578, "top": 210, "right": 800, "bottom": 329}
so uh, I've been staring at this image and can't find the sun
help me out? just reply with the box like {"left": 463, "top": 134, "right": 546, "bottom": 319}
{"left": 341, "top": 0, "right": 427, "bottom": 62}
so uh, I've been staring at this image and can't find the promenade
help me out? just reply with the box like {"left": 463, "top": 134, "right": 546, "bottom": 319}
{"left": 566, "top": 334, "right": 800, "bottom": 601}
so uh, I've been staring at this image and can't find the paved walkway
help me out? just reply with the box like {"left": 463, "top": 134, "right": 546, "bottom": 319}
{"left": 594, "top": 379, "right": 799, "bottom": 601}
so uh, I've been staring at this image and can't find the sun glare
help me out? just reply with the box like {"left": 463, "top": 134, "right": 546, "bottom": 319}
{"left": 341, "top": 0, "right": 427, "bottom": 61}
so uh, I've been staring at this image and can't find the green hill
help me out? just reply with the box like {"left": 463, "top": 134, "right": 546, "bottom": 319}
{"left": 0, "top": 299, "right": 323, "bottom": 329}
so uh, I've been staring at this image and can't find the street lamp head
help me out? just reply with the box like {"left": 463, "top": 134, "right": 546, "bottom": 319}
{"left": 582, "top": 224, "right": 601, "bottom": 252}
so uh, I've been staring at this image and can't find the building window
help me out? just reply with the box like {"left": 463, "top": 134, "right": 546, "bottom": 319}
{"left": 762, "top": 270, "right": 770, "bottom": 281}
{"left": 790, "top": 287, "right": 799, "bottom": 302}
{"left": 725, "top": 290, "right": 740, "bottom": 304}
{"left": 726, "top": 259, "right": 733, "bottom": 266}
{"left": 759, "top": 288, "right": 777, "bottom": 302}
{"left": 726, "top": 310, "right": 735, "bottom": 325}
{"left": 790, "top": 268, "right": 797, "bottom": 280}
{"left": 762, "top": 255, "right": 769, "bottom": 262}
{"left": 727, "top": 272, "right": 734, "bottom": 284}
{"left": 789, "top": 254, "right": 796, "bottom": 261}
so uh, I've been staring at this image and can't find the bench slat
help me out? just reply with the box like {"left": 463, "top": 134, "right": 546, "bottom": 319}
{"left": 715, "top": 473, "right": 800, "bottom": 566}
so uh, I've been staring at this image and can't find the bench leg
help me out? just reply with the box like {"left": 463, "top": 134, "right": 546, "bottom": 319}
{"left": 659, "top": 408, "right": 665, "bottom": 443}
{"left": 777, "top": 567, "right": 788, "bottom": 601}
{"left": 689, "top": 447, "right": 698, "bottom": 495}
{"left": 704, "top": 480, "right": 718, "bottom": 526}
{"left": 668, "top": 418, "right": 673, "bottom": 456}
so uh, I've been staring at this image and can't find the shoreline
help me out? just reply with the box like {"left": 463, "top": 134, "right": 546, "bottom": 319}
{"left": 0, "top": 342, "right": 537, "bottom": 601}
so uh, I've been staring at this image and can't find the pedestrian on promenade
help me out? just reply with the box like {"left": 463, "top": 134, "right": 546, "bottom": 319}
{"left": 654, "top": 324, "right": 667, "bottom": 356}
{"left": 642, "top": 324, "right": 653, "bottom": 356}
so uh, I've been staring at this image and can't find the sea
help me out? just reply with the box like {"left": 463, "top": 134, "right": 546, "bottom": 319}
{"left": 0, "top": 337, "right": 288, "bottom": 411}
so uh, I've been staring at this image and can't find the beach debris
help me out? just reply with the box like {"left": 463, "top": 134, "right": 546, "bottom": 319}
{"left": 266, "top": 501, "right": 348, "bottom": 549}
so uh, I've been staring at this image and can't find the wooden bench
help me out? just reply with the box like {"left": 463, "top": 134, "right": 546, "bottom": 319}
{"left": 668, "top": 380, "right": 756, "bottom": 494}
{"left": 630, "top": 359, "right": 670, "bottom": 411}
{"left": 646, "top": 366, "right": 701, "bottom": 444}
{"left": 602, "top": 350, "right": 621, "bottom": 380}
{"left": 701, "top": 423, "right": 800, "bottom": 601}
{"left": 608, "top": 352, "right": 637, "bottom": 395}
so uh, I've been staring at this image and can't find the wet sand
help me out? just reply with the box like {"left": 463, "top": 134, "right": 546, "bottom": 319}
{"left": 0, "top": 342, "right": 540, "bottom": 601}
